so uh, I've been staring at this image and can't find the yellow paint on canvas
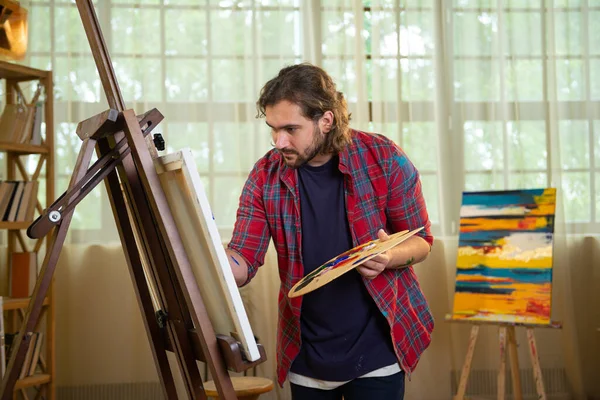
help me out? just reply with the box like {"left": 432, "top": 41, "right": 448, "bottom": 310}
{"left": 526, "top": 203, "right": 556, "bottom": 216}
{"left": 456, "top": 253, "right": 553, "bottom": 269}
{"left": 452, "top": 282, "right": 552, "bottom": 324}
{"left": 450, "top": 312, "right": 550, "bottom": 325}
{"left": 533, "top": 188, "right": 557, "bottom": 204}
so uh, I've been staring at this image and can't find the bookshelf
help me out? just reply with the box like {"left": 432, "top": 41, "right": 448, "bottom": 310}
{"left": 0, "top": 61, "right": 55, "bottom": 400}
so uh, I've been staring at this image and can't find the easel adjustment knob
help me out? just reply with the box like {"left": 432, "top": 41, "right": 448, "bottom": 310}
{"left": 153, "top": 133, "right": 165, "bottom": 151}
{"left": 156, "top": 309, "right": 168, "bottom": 328}
{"left": 48, "top": 211, "right": 61, "bottom": 223}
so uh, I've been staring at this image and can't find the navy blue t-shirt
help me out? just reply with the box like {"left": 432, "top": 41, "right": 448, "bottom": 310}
{"left": 289, "top": 156, "right": 397, "bottom": 381}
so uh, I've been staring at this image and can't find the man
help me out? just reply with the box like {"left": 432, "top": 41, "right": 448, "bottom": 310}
{"left": 226, "top": 63, "right": 434, "bottom": 400}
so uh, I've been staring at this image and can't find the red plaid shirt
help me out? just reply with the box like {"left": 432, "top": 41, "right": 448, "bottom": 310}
{"left": 228, "top": 130, "right": 434, "bottom": 386}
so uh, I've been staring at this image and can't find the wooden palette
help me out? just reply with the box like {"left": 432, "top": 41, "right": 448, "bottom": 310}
{"left": 288, "top": 227, "right": 424, "bottom": 298}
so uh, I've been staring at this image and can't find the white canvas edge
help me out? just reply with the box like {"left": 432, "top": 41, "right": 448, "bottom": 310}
{"left": 159, "top": 149, "right": 261, "bottom": 362}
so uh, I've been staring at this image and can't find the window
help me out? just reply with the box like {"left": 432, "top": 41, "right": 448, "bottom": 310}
{"left": 321, "top": 0, "right": 441, "bottom": 229}
{"left": 25, "top": 0, "right": 302, "bottom": 241}
{"left": 452, "top": 0, "right": 600, "bottom": 233}
{"left": 22, "top": 0, "right": 600, "bottom": 240}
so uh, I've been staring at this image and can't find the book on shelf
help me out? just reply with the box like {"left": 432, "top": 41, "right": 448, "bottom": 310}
{"left": 30, "top": 103, "right": 43, "bottom": 146}
{"left": 0, "top": 181, "right": 15, "bottom": 219}
{"left": 28, "top": 332, "right": 43, "bottom": 376}
{"left": 3, "top": 332, "right": 42, "bottom": 379}
{"left": 16, "top": 181, "right": 33, "bottom": 222}
{"left": 6, "top": 181, "right": 24, "bottom": 222}
{"left": 18, "top": 332, "right": 36, "bottom": 379}
{"left": 0, "top": 180, "right": 39, "bottom": 222}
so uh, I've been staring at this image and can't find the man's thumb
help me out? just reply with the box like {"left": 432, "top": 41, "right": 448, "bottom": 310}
{"left": 378, "top": 228, "right": 390, "bottom": 241}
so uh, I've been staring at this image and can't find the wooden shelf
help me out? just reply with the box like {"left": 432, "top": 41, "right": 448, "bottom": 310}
{"left": 0, "top": 142, "right": 49, "bottom": 155}
{"left": 14, "top": 374, "right": 51, "bottom": 390}
{"left": 0, "top": 221, "right": 32, "bottom": 230}
{"left": 2, "top": 297, "right": 50, "bottom": 311}
{"left": 0, "top": 61, "right": 49, "bottom": 82}
{"left": 1, "top": 63, "right": 55, "bottom": 400}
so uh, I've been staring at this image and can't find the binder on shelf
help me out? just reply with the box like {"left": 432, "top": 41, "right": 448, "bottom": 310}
{"left": 9, "top": 252, "right": 38, "bottom": 298}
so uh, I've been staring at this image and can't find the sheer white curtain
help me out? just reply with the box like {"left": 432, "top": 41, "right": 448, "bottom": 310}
{"left": 19, "top": 0, "right": 305, "bottom": 244}
{"left": 302, "top": 0, "right": 598, "bottom": 399}
{"left": 447, "top": 2, "right": 596, "bottom": 398}
{"left": 9, "top": 0, "right": 600, "bottom": 399}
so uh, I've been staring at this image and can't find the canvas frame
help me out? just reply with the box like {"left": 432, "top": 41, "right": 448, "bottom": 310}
{"left": 449, "top": 188, "right": 557, "bottom": 325}
{"left": 156, "top": 148, "right": 260, "bottom": 362}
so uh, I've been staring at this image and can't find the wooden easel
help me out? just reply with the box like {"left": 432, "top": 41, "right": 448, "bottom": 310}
{"left": 448, "top": 316, "right": 561, "bottom": 400}
{"left": 0, "top": 1, "right": 267, "bottom": 399}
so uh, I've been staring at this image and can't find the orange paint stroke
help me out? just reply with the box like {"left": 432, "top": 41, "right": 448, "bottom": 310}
{"left": 460, "top": 216, "right": 549, "bottom": 232}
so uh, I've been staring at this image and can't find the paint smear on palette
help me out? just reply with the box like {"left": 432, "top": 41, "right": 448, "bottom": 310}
{"left": 296, "top": 241, "right": 379, "bottom": 288}
{"left": 448, "top": 188, "right": 557, "bottom": 325}
{"left": 289, "top": 228, "right": 423, "bottom": 298}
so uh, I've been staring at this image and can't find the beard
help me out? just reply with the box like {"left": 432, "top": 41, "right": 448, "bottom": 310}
{"left": 279, "top": 125, "right": 326, "bottom": 169}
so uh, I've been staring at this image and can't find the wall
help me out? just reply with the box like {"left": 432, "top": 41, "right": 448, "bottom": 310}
{"left": 34, "top": 235, "right": 600, "bottom": 399}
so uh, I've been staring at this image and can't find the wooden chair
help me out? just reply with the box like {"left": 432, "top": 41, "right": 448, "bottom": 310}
{"left": 201, "top": 335, "right": 273, "bottom": 400}
{"left": 203, "top": 376, "right": 274, "bottom": 400}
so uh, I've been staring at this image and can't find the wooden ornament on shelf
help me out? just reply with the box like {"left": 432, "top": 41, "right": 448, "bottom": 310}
{"left": 0, "top": 0, "right": 28, "bottom": 61}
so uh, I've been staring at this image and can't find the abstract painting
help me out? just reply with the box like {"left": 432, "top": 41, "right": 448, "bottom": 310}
{"left": 449, "top": 188, "right": 557, "bottom": 325}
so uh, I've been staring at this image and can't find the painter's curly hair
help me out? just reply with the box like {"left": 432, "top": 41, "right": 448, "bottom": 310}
{"left": 257, "top": 63, "right": 352, "bottom": 154}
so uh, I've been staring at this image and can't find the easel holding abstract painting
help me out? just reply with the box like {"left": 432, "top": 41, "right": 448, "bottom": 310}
{"left": 446, "top": 188, "right": 559, "bottom": 400}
